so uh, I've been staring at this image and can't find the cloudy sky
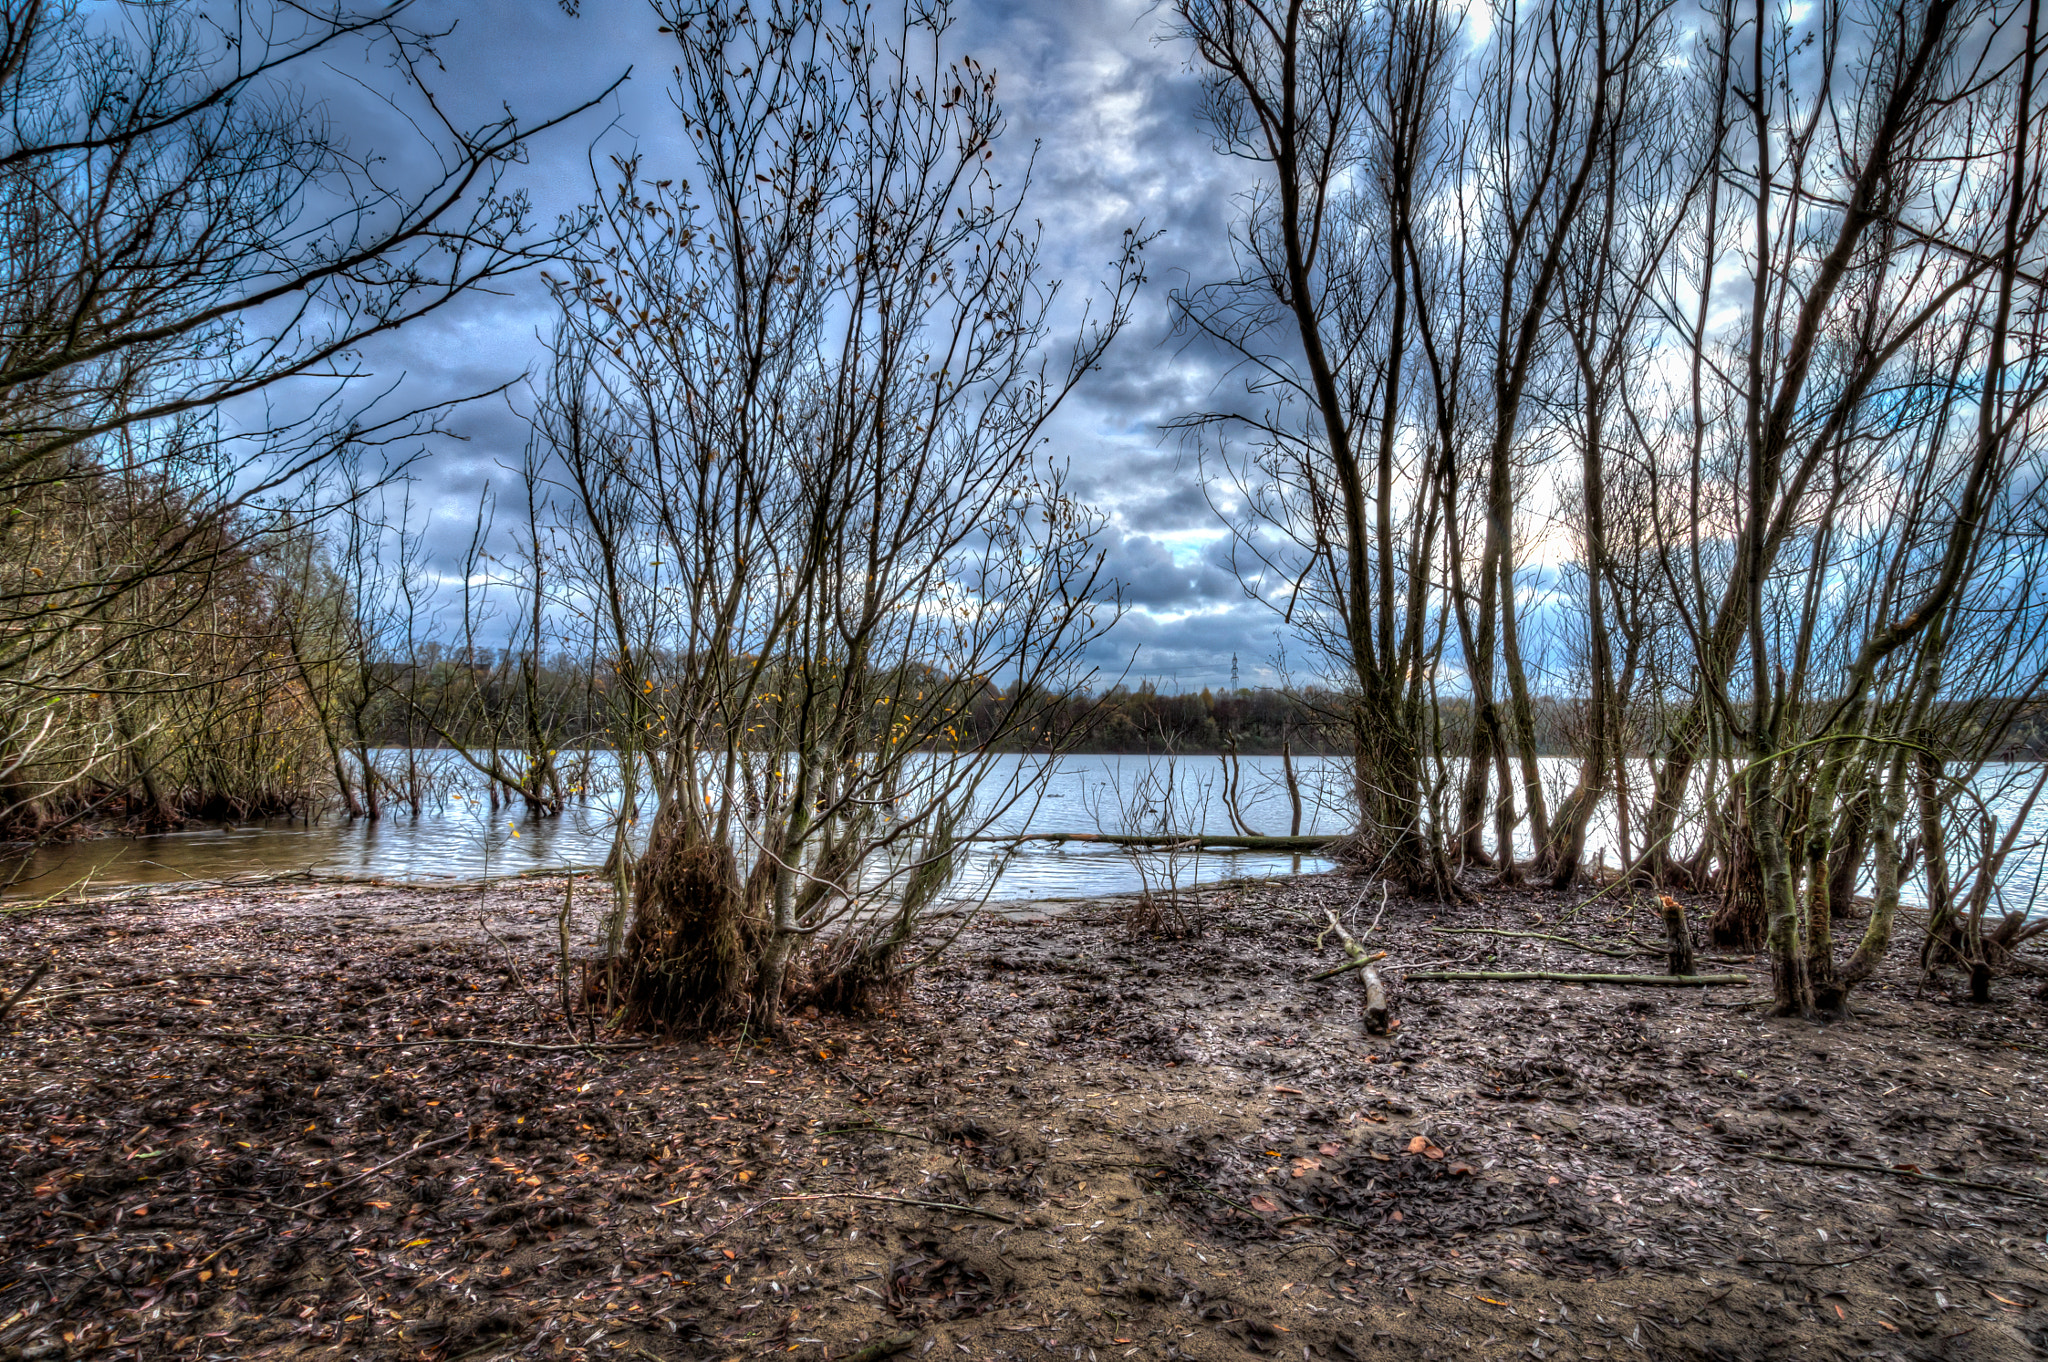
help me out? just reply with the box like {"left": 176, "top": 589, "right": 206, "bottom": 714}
{"left": 310, "top": 0, "right": 1300, "bottom": 690}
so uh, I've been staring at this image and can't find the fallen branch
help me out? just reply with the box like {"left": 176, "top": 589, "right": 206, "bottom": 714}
{"left": 290, "top": 1131, "right": 468, "bottom": 1211}
{"left": 844, "top": 1335, "right": 918, "bottom": 1362}
{"left": 1426, "top": 926, "right": 1640, "bottom": 959}
{"left": 1320, "top": 910, "right": 1393, "bottom": 1033}
{"left": 1309, "top": 950, "right": 1389, "bottom": 981}
{"left": 1403, "top": 971, "right": 1750, "bottom": 986}
{"left": 701, "top": 1192, "right": 1017, "bottom": 1235}
{"left": 99, "top": 1029, "right": 655, "bottom": 1053}
{"left": 1749, "top": 1152, "right": 2048, "bottom": 1202}
{"left": 0, "top": 959, "right": 53, "bottom": 1027}
{"left": 1733, "top": 1245, "right": 1886, "bottom": 1268}
{"left": 962, "top": 831, "right": 1335, "bottom": 852}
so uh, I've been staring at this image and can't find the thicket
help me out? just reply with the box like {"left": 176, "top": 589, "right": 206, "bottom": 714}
{"left": 8, "top": 0, "right": 2048, "bottom": 1036}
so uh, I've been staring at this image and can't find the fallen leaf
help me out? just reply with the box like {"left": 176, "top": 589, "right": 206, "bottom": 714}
{"left": 1448, "top": 1162, "right": 1474, "bottom": 1176}
{"left": 1423, "top": 1144, "right": 1445, "bottom": 1160}
{"left": 1390, "top": 1210, "right": 1403, "bottom": 1222}
{"left": 1407, "top": 1136, "right": 1428, "bottom": 1154}
{"left": 1318, "top": 1142, "right": 1343, "bottom": 1156}
{"left": 1273, "top": 1086, "right": 1305, "bottom": 1095}
{"left": 1249, "top": 1195, "right": 1281, "bottom": 1213}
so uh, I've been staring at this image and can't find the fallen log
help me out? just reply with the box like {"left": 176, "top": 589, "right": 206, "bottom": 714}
{"left": 1426, "top": 925, "right": 1640, "bottom": 959}
{"left": 1404, "top": 971, "right": 1750, "bottom": 986}
{"left": 1319, "top": 909, "right": 1393, "bottom": 1034}
{"left": 961, "top": 832, "right": 1336, "bottom": 852}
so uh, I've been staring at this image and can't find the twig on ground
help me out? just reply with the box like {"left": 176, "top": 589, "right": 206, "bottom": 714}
{"left": 98, "top": 1029, "right": 654, "bottom": 1053}
{"left": 700, "top": 1192, "right": 1016, "bottom": 1235}
{"left": 1748, "top": 1151, "right": 2048, "bottom": 1201}
{"left": 0, "top": 959, "right": 53, "bottom": 1027}
{"left": 1404, "top": 971, "right": 1749, "bottom": 986}
{"left": 290, "top": 1131, "right": 467, "bottom": 1210}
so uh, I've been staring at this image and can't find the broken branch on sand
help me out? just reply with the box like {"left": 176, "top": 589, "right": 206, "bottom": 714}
{"left": 1318, "top": 909, "right": 1393, "bottom": 1033}
{"left": 290, "top": 1131, "right": 468, "bottom": 1210}
{"left": 1403, "top": 971, "right": 1751, "bottom": 986}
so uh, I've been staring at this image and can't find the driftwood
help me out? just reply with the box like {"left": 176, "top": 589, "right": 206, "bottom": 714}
{"left": 1404, "top": 971, "right": 1750, "bottom": 986}
{"left": 963, "top": 832, "right": 1335, "bottom": 852}
{"left": 1320, "top": 910, "right": 1392, "bottom": 1034}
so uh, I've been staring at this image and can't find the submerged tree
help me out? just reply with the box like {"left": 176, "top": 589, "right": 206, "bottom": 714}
{"left": 543, "top": 0, "right": 1148, "bottom": 1033}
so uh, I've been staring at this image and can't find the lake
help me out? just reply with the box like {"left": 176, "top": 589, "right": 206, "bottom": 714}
{"left": 7, "top": 752, "right": 2044, "bottom": 914}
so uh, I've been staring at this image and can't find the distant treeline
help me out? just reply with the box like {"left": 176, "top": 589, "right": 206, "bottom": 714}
{"left": 360, "top": 648, "right": 2048, "bottom": 760}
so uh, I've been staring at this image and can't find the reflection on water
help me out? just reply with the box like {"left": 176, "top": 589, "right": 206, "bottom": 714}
{"left": 10, "top": 753, "right": 2044, "bottom": 913}
{"left": 0, "top": 753, "right": 1358, "bottom": 904}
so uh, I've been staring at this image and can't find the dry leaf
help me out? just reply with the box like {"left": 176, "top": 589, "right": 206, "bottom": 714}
{"left": 1448, "top": 1162, "right": 1474, "bottom": 1176}
{"left": 1423, "top": 1144, "right": 1445, "bottom": 1160}
{"left": 1407, "top": 1136, "right": 1428, "bottom": 1154}
{"left": 1249, "top": 1194, "right": 1281, "bottom": 1213}
{"left": 1318, "top": 1142, "right": 1343, "bottom": 1156}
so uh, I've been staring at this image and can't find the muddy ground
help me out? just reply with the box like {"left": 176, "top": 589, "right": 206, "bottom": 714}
{"left": 3, "top": 869, "right": 2047, "bottom": 1362}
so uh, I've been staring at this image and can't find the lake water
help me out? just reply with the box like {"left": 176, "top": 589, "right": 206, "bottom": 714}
{"left": 8, "top": 752, "right": 2045, "bottom": 914}
{"left": 0, "top": 752, "right": 1358, "bottom": 905}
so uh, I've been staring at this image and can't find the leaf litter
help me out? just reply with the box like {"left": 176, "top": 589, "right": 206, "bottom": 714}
{"left": 1, "top": 871, "right": 2046, "bottom": 1360}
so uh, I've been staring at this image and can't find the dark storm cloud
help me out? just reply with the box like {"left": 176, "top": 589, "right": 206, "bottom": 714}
{"left": 308, "top": 0, "right": 1259, "bottom": 687}
{"left": 1094, "top": 525, "right": 1240, "bottom": 610}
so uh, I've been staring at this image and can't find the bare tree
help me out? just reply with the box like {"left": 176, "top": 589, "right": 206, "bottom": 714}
{"left": 541, "top": 0, "right": 1148, "bottom": 1033}
{"left": 1175, "top": 0, "right": 1467, "bottom": 894}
